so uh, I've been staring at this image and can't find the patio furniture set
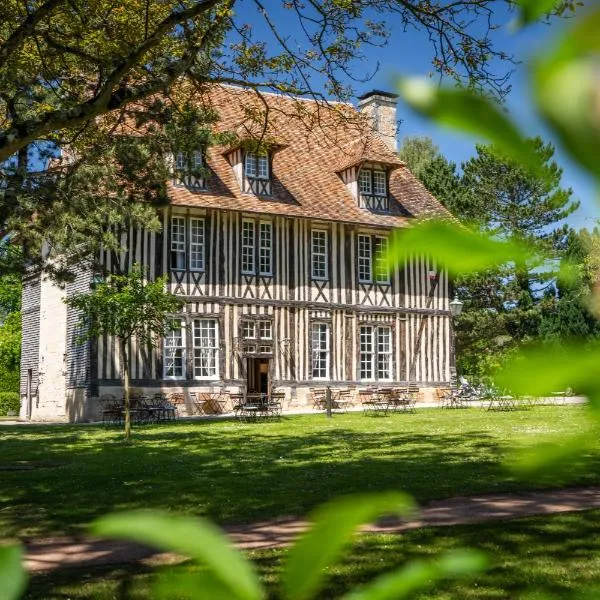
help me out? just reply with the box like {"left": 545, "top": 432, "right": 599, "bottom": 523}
{"left": 309, "top": 386, "right": 419, "bottom": 416}
{"left": 99, "top": 393, "right": 177, "bottom": 425}
{"left": 439, "top": 378, "right": 551, "bottom": 411}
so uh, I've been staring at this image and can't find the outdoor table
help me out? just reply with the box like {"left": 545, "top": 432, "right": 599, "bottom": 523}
{"left": 198, "top": 392, "right": 229, "bottom": 414}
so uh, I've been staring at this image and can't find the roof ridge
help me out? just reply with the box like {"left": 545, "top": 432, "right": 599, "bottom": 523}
{"left": 217, "top": 83, "right": 354, "bottom": 107}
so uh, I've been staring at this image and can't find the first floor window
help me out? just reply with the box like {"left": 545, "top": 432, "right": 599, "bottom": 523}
{"left": 170, "top": 216, "right": 186, "bottom": 270}
{"left": 358, "top": 234, "right": 372, "bottom": 282}
{"left": 241, "top": 220, "right": 255, "bottom": 274}
{"left": 311, "top": 323, "right": 330, "bottom": 379}
{"left": 360, "top": 325, "right": 392, "bottom": 381}
{"left": 164, "top": 319, "right": 185, "bottom": 378}
{"left": 259, "top": 221, "right": 273, "bottom": 275}
{"left": 374, "top": 236, "right": 390, "bottom": 284}
{"left": 311, "top": 230, "right": 328, "bottom": 280}
{"left": 194, "top": 319, "right": 218, "bottom": 378}
{"left": 358, "top": 234, "right": 390, "bottom": 284}
{"left": 190, "top": 218, "right": 205, "bottom": 271}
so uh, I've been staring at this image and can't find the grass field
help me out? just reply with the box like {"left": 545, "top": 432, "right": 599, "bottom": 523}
{"left": 24, "top": 509, "right": 600, "bottom": 599}
{"left": 1, "top": 405, "right": 599, "bottom": 540}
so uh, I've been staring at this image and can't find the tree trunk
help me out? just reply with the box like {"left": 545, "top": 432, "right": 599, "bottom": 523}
{"left": 120, "top": 338, "right": 132, "bottom": 443}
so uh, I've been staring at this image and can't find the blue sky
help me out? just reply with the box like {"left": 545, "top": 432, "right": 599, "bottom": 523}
{"left": 233, "top": 2, "right": 598, "bottom": 231}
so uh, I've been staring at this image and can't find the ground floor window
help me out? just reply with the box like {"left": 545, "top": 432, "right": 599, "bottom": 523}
{"left": 193, "top": 319, "right": 218, "bottom": 378}
{"left": 164, "top": 319, "right": 185, "bottom": 379}
{"left": 311, "top": 322, "right": 330, "bottom": 380}
{"left": 359, "top": 325, "right": 392, "bottom": 381}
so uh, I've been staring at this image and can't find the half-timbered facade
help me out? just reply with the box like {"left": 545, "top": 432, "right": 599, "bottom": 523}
{"left": 20, "top": 86, "right": 455, "bottom": 422}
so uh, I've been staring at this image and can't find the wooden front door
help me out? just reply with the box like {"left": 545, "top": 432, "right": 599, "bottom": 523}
{"left": 246, "top": 358, "right": 270, "bottom": 394}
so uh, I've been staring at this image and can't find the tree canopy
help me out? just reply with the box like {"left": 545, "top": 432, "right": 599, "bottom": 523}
{"left": 398, "top": 134, "right": 590, "bottom": 378}
{"left": 0, "top": 0, "right": 576, "bottom": 276}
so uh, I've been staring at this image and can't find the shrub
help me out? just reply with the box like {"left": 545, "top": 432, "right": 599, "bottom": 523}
{"left": 0, "top": 392, "right": 20, "bottom": 416}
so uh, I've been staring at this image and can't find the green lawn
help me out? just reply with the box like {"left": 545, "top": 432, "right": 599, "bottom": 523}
{"left": 24, "top": 509, "right": 600, "bottom": 599}
{"left": 1, "top": 405, "right": 599, "bottom": 540}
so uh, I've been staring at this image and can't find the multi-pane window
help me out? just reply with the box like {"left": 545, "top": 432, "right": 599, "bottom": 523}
{"left": 259, "top": 222, "right": 273, "bottom": 275}
{"left": 242, "top": 320, "right": 272, "bottom": 340}
{"left": 164, "top": 319, "right": 185, "bottom": 379}
{"left": 359, "top": 169, "right": 372, "bottom": 195}
{"left": 175, "top": 150, "right": 204, "bottom": 173}
{"left": 374, "top": 236, "right": 390, "bottom": 284}
{"left": 244, "top": 152, "right": 269, "bottom": 179}
{"left": 241, "top": 219, "right": 273, "bottom": 276}
{"left": 311, "top": 323, "right": 330, "bottom": 380}
{"left": 193, "top": 319, "right": 218, "bottom": 378}
{"left": 241, "top": 220, "right": 255, "bottom": 274}
{"left": 377, "top": 327, "right": 392, "bottom": 380}
{"left": 170, "top": 216, "right": 186, "bottom": 270}
{"left": 373, "top": 171, "right": 386, "bottom": 196}
{"left": 170, "top": 216, "right": 206, "bottom": 271}
{"left": 360, "top": 325, "right": 392, "bottom": 381}
{"left": 358, "top": 234, "right": 372, "bottom": 283}
{"left": 358, "top": 168, "right": 387, "bottom": 196}
{"left": 242, "top": 321, "right": 256, "bottom": 339}
{"left": 358, "top": 234, "right": 390, "bottom": 284}
{"left": 311, "top": 230, "right": 328, "bottom": 280}
{"left": 259, "top": 321, "right": 272, "bottom": 339}
{"left": 190, "top": 218, "right": 205, "bottom": 271}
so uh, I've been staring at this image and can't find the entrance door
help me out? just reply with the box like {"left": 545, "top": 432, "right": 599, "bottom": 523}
{"left": 246, "top": 358, "right": 270, "bottom": 394}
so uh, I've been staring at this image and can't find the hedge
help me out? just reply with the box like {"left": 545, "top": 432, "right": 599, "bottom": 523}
{"left": 0, "top": 392, "right": 20, "bottom": 416}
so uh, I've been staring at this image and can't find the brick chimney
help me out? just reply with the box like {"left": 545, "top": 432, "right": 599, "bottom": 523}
{"left": 357, "top": 90, "right": 399, "bottom": 152}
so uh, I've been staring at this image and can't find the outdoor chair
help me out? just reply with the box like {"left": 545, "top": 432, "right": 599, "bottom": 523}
{"left": 266, "top": 392, "right": 285, "bottom": 418}
{"left": 100, "top": 394, "right": 123, "bottom": 425}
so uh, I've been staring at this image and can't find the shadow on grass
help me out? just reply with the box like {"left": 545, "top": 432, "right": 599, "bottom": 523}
{"left": 24, "top": 510, "right": 600, "bottom": 599}
{"left": 1, "top": 407, "right": 599, "bottom": 539}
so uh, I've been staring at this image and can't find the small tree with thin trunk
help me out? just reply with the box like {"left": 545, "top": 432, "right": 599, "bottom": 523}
{"left": 66, "top": 263, "right": 182, "bottom": 442}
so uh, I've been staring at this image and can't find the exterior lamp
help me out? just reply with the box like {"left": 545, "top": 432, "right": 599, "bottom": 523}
{"left": 449, "top": 295, "right": 464, "bottom": 318}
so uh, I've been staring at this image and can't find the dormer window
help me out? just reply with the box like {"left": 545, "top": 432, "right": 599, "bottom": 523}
{"left": 358, "top": 167, "right": 388, "bottom": 211}
{"left": 243, "top": 151, "right": 272, "bottom": 196}
{"left": 174, "top": 150, "right": 206, "bottom": 190}
{"left": 245, "top": 152, "right": 269, "bottom": 179}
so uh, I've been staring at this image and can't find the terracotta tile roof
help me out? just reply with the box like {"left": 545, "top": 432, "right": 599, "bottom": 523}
{"left": 156, "top": 85, "right": 452, "bottom": 228}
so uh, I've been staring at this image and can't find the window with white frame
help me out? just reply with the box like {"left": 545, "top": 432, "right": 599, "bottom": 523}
{"left": 241, "top": 220, "right": 255, "bottom": 274}
{"left": 259, "top": 321, "right": 272, "bottom": 339}
{"left": 311, "top": 323, "right": 330, "bottom": 380}
{"left": 373, "top": 170, "right": 387, "bottom": 196}
{"left": 244, "top": 152, "right": 269, "bottom": 179}
{"left": 358, "top": 234, "right": 390, "bottom": 284}
{"left": 359, "top": 169, "right": 372, "bottom": 195}
{"left": 377, "top": 327, "right": 392, "bottom": 380}
{"left": 357, "top": 234, "right": 372, "bottom": 283}
{"left": 374, "top": 236, "right": 390, "bottom": 284}
{"left": 360, "top": 325, "right": 392, "bottom": 381}
{"left": 358, "top": 168, "right": 387, "bottom": 196}
{"left": 193, "top": 319, "right": 218, "bottom": 378}
{"left": 170, "top": 216, "right": 186, "bottom": 270}
{"left": 259, "top": 222, "right": 273, "bottom": 275}
{"left": 176, "top": 150, "right": 203, "bottom": 169}
{"left": 242, "top": 321, "right": 256, "bottom": 339}
{"left": 359, "top": 325, "right": 374, "bottom": 380}
{"left": 164, "top": 319, "right": 185, "bottom": 379}
{"left": 311, "top": 230, "right": 328, "bottom": 280}
{"left": 189, "top": 218, "right": 205, "bottom": 271}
